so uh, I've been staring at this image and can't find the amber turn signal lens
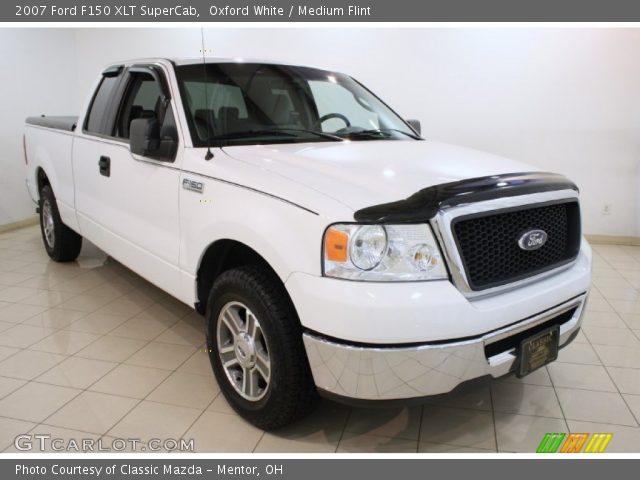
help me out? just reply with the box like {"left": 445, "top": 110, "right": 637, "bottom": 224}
{"left": 325, "top": 228, "right": 349, "bottom": 262}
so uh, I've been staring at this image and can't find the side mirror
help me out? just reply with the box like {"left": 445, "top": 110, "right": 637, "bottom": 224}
{"left": 130, "top": 117, "right": 177, "bottom": 161}
{"left": 130, "top": 117, "right": 160, "bottom": 157}
{"left": 406, "top": 119, "right": 421, "bottom": 135}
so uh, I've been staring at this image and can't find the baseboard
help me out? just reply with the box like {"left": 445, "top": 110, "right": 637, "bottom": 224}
{"left": 585, "top": 234, "right": 640, "bottom": 246}
{"left": 0, "top": 216, "right": 38, "bottom": 234}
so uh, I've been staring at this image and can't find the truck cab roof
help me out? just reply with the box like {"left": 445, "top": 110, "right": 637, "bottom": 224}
{"left": 103, "top": 57, "right": 336, "bottom": 73}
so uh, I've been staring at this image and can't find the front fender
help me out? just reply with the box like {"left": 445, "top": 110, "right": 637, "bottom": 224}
{"left": 180, "top": 177, "right": 332, "bottom": 289}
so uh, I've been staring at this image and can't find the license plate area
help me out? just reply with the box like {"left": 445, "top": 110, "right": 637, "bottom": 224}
{"left": 517, "top": 326, "right": 560, "bottom": 377}
{"left": 484, "top": 306, "right": 576, "bottom": 360}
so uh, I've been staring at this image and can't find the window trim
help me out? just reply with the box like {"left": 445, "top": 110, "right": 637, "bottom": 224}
{"left": 102, "top": 65, "right": 124, "bottom": 77}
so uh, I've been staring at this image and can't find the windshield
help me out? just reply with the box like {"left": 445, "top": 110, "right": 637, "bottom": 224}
{"left": 175, "top": 63, "right": 420, "bottom": 147}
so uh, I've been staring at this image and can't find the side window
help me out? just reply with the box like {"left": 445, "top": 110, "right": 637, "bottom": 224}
{"left": 85, "top": 75, "right": 120, "bottom": 134}
{"left": 112, "top": 71, "right": 178, "bottom": 161}
{"left": 115, "top": 71, "right": 176, "bottom": 141}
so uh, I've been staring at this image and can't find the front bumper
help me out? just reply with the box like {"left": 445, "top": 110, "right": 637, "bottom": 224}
{"left": 303, "top": 293, "right": 587, "bottom": 401}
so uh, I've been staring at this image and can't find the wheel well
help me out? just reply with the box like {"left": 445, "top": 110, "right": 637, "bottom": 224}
{"left": 36, "top": 168, "right": 50, "bottom": 194}
{"left": 196, "top": 240, "right": 280, "bottom": 314}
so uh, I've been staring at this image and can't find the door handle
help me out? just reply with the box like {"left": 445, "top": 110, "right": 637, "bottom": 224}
{"left": 98, "top": 156, "right": 110, "bottom": 177}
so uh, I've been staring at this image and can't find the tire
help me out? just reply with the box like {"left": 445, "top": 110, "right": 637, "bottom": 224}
{"left": 206, "top": 265, "right": 318, "bottom": 430}
{"left": 39, "top": 185, "right": 82, "bottom": 262}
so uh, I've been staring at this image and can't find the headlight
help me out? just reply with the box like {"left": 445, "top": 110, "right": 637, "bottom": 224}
{"left": 350, "top": 225, "right": 387, "bottom": 270}
{"left": 323, "top": 223, "right": 448, "bottom": 281}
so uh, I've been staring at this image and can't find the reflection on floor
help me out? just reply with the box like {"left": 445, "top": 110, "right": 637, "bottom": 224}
{"left": 0, "top": 225, "right": 639, "bottom": 453}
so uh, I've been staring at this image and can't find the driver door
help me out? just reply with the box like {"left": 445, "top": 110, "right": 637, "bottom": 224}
{"left": 73, "top": 64, "right": 183, "bottom": 295}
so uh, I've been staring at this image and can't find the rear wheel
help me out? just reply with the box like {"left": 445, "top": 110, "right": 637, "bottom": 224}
{"left": 39, "top": 185, "right": 82, "bottom": 262}
{"left": 206, "top": 265, "right": 318, "bottom": 430}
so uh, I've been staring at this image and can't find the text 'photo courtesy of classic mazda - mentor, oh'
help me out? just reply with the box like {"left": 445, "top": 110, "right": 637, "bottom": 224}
{"left": 23, "top": 58, "right": 592, "bottom": 430}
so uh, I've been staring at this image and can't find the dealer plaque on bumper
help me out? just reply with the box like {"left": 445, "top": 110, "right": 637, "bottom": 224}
{"left": 518, "top": 326, "right": 560, "bottom": 377}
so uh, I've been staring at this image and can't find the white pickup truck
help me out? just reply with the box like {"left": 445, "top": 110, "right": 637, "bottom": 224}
{"left": 23, "top": 58, "right": 592, "bottom": 429}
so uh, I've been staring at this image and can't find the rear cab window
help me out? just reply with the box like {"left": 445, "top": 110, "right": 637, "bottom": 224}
{"left": 84, "top": 73, "right": 121, "bottom": 134}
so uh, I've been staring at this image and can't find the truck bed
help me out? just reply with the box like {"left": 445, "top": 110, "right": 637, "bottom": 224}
{"left": 26, "top": 115, "right": 78, "bottom": 132}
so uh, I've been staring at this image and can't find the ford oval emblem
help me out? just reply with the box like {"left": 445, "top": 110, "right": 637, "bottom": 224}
{"left": 518, "top": 229, "right": 548, "bottom": 251}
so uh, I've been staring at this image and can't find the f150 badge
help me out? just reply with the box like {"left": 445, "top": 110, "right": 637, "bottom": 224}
{"left": 182, "top": 178, "right": 204, "bottom": 194}
{"left": 518, "top": 229, "right": 548, "bottom": 251}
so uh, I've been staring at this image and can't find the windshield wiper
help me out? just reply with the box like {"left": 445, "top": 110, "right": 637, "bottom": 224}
{"left": 207, "top": 129, "right": 297, "bottom": 141}
{"left": 272, "top": 128, "right": 344, "bottom": 141}
{"left": 345, "top": 128, "right": 421, "bottom": 140}
{"left": 208, "top": 128, "right": 343, "bottom": 142}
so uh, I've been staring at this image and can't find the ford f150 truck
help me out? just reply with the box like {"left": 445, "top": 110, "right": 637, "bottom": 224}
{"left": 23, "top": 58, "right": 591, "bottom": 430}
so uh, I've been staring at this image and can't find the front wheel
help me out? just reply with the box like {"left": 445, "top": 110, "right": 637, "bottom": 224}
{"left": 206, "top": 265, "right": 318, "bottom": 430}
{"left": 39, "top": 185, "right": 82, "bottom": 262}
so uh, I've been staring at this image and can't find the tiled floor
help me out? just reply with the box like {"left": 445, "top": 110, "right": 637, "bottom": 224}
{"left": 1, "top": 225, "right": 640, "bottom": 453}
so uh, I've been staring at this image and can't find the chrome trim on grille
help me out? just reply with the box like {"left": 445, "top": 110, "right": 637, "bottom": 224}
{"left": 303, "top": 293, "right": 587, "bottom": 401}
{"left": 430, "top": 189, "right": 580, "bottom": 299}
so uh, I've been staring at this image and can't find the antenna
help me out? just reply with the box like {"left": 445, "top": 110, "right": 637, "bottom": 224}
{"left": 201, "top": 28, "right": 214, "bottom": 160}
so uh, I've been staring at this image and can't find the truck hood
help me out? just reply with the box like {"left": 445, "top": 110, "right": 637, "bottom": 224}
{"left": 222, "top": 140, "right": 538, "bottom": 212}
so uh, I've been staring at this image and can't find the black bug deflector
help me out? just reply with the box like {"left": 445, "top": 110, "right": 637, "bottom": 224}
{"left": 353, "top": 172, "right": 578, "bottom": 223}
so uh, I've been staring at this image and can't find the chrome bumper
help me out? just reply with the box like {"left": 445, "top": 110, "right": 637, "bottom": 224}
{"left": 303, "top": 293, "right": 587, "bottom": 401}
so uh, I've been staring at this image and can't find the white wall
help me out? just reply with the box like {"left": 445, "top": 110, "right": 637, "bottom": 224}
{"left": 3, "top": 28, "right": 639, "bottom": 237}
{"left": 0, "top": 29, "right": 77, "bottom": 226}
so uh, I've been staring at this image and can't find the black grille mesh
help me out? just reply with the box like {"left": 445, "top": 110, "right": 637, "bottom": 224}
{"left": 453, "top": 201, "right": 581, "bottom": 290}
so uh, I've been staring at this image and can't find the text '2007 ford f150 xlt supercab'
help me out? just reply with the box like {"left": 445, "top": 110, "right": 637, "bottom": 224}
{"left": 23, "top": 58, "right": 591, "bottom": 429}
